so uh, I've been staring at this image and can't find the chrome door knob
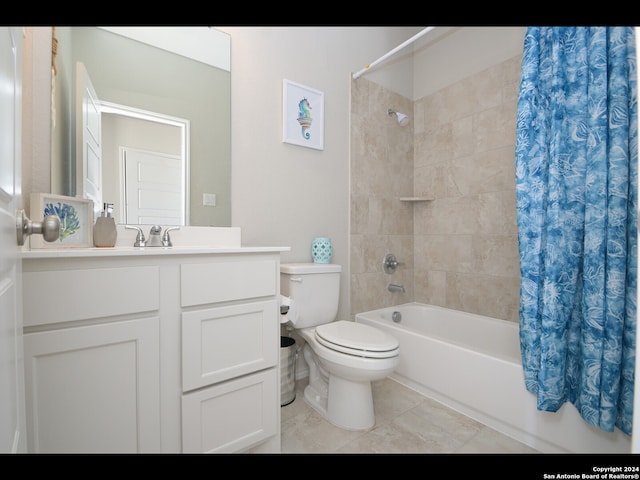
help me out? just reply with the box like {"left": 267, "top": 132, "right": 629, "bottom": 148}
{"left": 16, "top": 209, "right": 60, "bottom": 246}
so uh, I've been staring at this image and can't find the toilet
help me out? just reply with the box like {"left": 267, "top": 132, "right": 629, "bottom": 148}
{"left": 280, "top": 263, "right": 399, "bottom": 431}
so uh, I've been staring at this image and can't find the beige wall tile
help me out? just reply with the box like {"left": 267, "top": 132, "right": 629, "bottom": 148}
{"left": 472, "top": 234, "right": 520, "bottom": 278}
{"left": 350, "top": 54, "right": 521, "bottom": 323}
{"left": 414, "top": 270, "right": 447, "bottom": 306}
{"left": 415, "top": 234, "right": 473, "bottom": 273}
{"left": 445, "top": 273, "right": 520, "bottom": 322}
{"left": 474, "top": 103, "right": 518, "bottom": 153}
{"left": 415, "top": 162, "right": 447, "bottom": 199}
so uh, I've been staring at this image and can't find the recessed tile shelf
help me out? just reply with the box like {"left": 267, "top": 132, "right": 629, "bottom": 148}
{"left": 399, "top": 197, "right": 434, "bottom": 202}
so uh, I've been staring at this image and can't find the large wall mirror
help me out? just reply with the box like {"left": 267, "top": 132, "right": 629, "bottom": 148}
{"left": 50, "top": 27, "right": 231, "bottom": 226}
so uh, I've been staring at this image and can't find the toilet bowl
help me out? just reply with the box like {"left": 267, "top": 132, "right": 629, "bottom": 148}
{"left": 280, "top": 263, "right": 400, "bottom": 431}
{"left": 299, "top": 321, "right": 399, "bottom": 430}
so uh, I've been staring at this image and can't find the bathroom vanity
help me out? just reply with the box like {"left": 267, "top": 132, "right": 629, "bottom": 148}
{"left": 21, "top": 227, "right": 289, "bottom": 454}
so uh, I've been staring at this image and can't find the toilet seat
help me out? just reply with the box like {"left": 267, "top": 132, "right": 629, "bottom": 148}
{"left": 314, "top": 320, "right": 399, "bottom": 359}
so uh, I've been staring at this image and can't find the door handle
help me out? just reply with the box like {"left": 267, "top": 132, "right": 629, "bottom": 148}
{"left": 16, "top": 209, "right": 60, "bottom": 246}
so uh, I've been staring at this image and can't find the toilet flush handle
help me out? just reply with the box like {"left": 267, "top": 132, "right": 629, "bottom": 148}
{"left": 289, "top": 276, "right": 303, "bottom": 283}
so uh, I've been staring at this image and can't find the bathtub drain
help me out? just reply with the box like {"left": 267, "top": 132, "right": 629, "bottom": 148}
{"left": 392, "top": 311, "right": 402, "bottom": 323}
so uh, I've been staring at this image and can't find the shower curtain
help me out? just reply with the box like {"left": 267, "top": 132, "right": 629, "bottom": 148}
{"left": 515, "top": 27, "right": 637, "bottom": 435}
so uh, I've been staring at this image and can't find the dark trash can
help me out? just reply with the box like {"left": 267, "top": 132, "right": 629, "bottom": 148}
{"left": 280, "top": 336, "right": 297, "bottom": 406}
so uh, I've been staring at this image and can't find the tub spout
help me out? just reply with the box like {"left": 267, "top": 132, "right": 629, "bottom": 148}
{"left": 388, "top": 283, "right": 405, "bottom": 293}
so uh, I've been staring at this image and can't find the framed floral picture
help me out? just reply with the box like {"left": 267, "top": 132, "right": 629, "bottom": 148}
{"left": 29, "top": 193, "right": 94, "bottom": 248}
{"left": 282, "top": 79, "right": 324, "bottom": 150}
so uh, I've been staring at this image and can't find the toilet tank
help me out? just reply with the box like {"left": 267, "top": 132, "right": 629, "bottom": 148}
{"left": 280, "top": 263, "right": 341, "bottom": 328}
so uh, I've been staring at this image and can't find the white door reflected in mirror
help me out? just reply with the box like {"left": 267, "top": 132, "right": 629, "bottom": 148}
{"left": 102, "top": 102, "right": 188, "bottom": 226}
{"left": 76, "top": 61, "right": 102, "bottom": 218}
{"left": 123, "top": 148, "right": 184, "bottom": 225}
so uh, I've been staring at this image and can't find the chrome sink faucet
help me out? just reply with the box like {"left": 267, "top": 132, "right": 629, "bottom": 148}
{"left": 125, "top": 225, "right": 180, "bottom": 247}
{"left": 146, "top": 225, "right": 163, "bottom": 247}
{"left": 125, "top": 225, "right": 147, "bottom": 247}
{"left": 161, "top": 227, "right": 180, "bottom": 247}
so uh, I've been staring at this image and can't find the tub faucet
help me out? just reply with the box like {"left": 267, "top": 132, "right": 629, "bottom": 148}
{"left": 388, "top": 283, "right": 405, "bottom": 293}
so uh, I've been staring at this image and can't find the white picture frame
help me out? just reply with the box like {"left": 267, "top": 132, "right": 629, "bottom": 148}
{"left": 282, "top": 79, "right": 324, "bottom": 150}
{"left": 30, "top": 193, "right": 94, "bottom": 248}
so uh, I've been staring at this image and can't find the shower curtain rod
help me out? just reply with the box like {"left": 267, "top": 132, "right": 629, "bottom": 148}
{"left": 352, "top": 26, "right": 436, "bottom": 80}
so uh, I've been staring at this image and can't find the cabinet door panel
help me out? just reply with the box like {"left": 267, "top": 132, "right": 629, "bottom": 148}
{"left": 24, "top": 318, "right": 160, "bottom": 453}
{"left": 182, "top": 300, "right": 277, "bottom": 391}
{"left": 182, "top": 369, "right": 277, "bottom": 453}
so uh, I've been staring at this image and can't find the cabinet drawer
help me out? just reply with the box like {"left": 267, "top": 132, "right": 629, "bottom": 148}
{"left": 181, "top": 300, "right": 278, "bottom": 391}
{"left": 23, "top": 266, "right": 159, "bottom": 327}
{"left": 181, "top": 368, "right": 278, "bottom": 453}
{"left": 180, "top": 259, "right": 277, "bottom": 307}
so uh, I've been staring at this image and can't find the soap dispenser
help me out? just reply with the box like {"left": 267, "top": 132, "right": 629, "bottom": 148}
{"left": 93, "top": 202, "right": 117, "bottom": 247}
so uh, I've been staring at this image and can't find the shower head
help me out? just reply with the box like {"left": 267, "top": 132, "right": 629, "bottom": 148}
{"left": 388, "top": 109, "right": 409, "bottom": 127}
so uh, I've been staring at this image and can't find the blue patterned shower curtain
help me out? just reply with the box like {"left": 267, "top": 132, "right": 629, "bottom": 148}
{"left": 515, "top": 27, "right": 637, "bottom": 435}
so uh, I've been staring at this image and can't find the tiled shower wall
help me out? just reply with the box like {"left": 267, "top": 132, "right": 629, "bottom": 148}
{"left": 350, "top": 54, "right": 523, "bottom": 322}
{"left": 350, "top": 78, "right": 415, "bottom": 315}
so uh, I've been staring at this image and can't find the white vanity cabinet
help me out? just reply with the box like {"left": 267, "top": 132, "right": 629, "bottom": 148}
{"left": 21, "top": 259, "right": 162, "bottom": 453}
{"left": 179, "top": 255, "right": 280, "bottom": 453}
{"left": 21, "top": 246, "right": 285, "bottom": 454}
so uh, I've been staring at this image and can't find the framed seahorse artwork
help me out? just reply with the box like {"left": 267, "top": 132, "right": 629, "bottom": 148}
{"left": 282, "top": 79, "right": 324, "bottom": 150}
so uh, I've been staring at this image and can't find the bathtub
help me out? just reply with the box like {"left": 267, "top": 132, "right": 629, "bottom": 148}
{"left": 355, "top": 303, "right": 631, "bottom": 454}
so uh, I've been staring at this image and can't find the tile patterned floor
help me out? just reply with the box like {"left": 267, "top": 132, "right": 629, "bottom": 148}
{"left": 280, "top": 376, "right": 540, "bottom": 454}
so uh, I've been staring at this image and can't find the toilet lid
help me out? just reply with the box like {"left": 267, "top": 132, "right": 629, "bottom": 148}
{"left": 315, "top": 320, "right": 399, "bottom": 358}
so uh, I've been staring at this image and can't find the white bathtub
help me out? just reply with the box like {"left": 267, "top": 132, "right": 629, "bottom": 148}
{"left": 355, "top": 303, "right": 631, "bottom": 453}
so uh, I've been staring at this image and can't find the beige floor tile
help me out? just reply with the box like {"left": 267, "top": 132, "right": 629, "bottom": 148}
{"left": 455, "top": 426, "right": 540, "bottom": 454}
{"left": 336, "top": 421, "right": 450, "bottom": 454}
{"left": 371, "top": 378, "right": 428, "bottom": 423}
{"left": 279, "top": 376, "right": 538, "bottom": 455}
{"left": 404, "top": 397, "right": 484, "bottom": 443}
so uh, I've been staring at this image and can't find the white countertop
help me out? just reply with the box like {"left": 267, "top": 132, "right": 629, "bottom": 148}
{"left": 21, "top": 245, "right": 290, "bottom": 259}
{"left": 21, "top": 225, "right": 290, "bottom": 258}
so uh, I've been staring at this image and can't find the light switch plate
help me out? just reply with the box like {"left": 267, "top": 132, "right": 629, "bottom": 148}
{"left": 203, "top": 193, "right": 217, "bottom": 206}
